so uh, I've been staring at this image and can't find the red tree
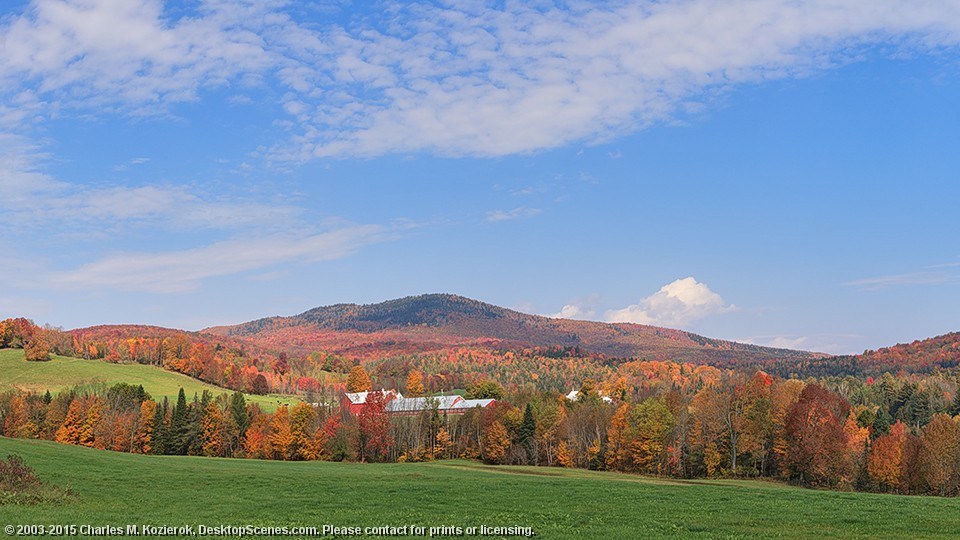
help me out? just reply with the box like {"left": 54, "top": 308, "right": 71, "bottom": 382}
{"left": 358, "top": 390, "right": 393, "bottom": 462}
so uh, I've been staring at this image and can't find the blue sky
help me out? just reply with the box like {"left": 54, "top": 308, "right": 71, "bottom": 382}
{"left": 1, "top": 0, "right": 959, "bottom": 355}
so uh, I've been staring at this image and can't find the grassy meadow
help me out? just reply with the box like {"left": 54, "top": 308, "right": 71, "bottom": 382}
{"left": 1, "top": 437, "right": 959, "bottom": 539}
{"left": 0, "top": 349, "right": 298, "bottom": 411}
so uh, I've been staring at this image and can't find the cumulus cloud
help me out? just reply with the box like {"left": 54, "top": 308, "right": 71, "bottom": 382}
{"left": 546, "top": 294, "right": 601, "bottom": 320}
{"left": 49, "top": 224, "right": 387, "bottom": 293}
{"left": 605, "top": 277, "right": 735, "bottom": 328}
{"left": 548, "top": 304, "right": 595, "bottom": 320}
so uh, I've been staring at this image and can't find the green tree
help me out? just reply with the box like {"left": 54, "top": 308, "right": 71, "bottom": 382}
{"left": 465, "top": 380, "right": 504, "bottom": 400}
{"left": 169, "top": 389, "right": 189, "bottom": 455}
{"left": 518, "top": 403, "right": 538, "bottom": 465}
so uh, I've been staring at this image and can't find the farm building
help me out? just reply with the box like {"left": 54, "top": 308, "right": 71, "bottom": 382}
{"left": 565, "top": 389, "right": 614, "bottom": 403}
{"left": 342, "top": 390, "right": 495, "bottom": 416}
{"left": 385, "top": 395, "right": 496, "bottom": 416}
{"left": 342, "top": 389, "right": 402, "bottom": 414}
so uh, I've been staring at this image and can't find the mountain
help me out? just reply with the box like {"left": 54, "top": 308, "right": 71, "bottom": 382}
{"left": 202, "top": 293, "right": 825, "bottom": 366}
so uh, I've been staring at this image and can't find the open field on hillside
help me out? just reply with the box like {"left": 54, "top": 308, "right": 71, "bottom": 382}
{"left": 1, "top": 438, "right": 959, "bottom": 539}
{"left": 0, "top": 349, "right": 298, "bottom": 411}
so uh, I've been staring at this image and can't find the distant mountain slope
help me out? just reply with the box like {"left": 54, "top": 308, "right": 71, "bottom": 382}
{"left": 203, "top": 293, "right": 825, "bottom": 366}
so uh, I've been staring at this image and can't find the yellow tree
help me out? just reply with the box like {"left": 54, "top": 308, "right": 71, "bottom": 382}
{"left": 133, "top": 400, "right": 157, "bottom": 454}
{"left": 201, "top": 403, "right": 226, "bottom": 457}
{"left": 269, "top": 405, "right": 295, "bottom": 460}
{"left": 435, "top": 427, "right": 452, "bottom": 459}
{"left": 605, "top": 403, "right": 633, "bottom": 471}
{"left": 920, "top": 413, "right": 960, "bottom": 496}
{"left": 347, "top": 365, "right": 372, "bottom": 393}
{"left": 56, "top": 399, "right": 85, "bottom": 445}
{"left": 690, "top": 385, "right": 728, "bottom": 476}
{"left": 556, "top": 440, "right": 575, "bottom": 468}
{"left": 483, "top": 421, "right": 510, "bottom": 464}
{"left": 290, "top": 402, "right": 318, "bottom": 460}
{"left": 406, "top": 371, "right": 425, "bottom": 397}
{"left": 79, "top": 398, "right": 102, "bottom": 448}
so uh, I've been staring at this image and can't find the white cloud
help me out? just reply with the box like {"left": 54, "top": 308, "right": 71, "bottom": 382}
{"left": 49, "top": 224, "right": 387, "bottom": 293}
{"left": 605, "top": 277, "right": 735, "bottom": 328}
{"left": 4, "top": 1, "right": 959, "bottom": 158}
{"left": 0, "top": 133, "right": 66, "bottom": 202}
{"left": 272, "top": 0, "right": 960, "bottom": 158}
{"left": 548, "top": 304, "right": 596, "bottom": 320}
{"left": 741, "top": 335, "right": 810, "bottom": 350}
{"left": 738, "top": 334, "right": 865, "bottom": 355}
{"left": 0, "top": 0, "right": 277, "bottom": 118}
{"left": 0, "top": 135, "right": 301, "bottom": 232}
{"left": 546, "top": 293, "right": 601, "bottom": 320}
{"left": 844, "top": 271, "right": 955, "bottom": 290}
{"left": 486, "top": 207, "right": 542, "bottom": 222}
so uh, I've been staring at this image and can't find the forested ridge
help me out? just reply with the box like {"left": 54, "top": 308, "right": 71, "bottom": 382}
{"left": 204, "top": 294, "right": 824, "bottom": 365}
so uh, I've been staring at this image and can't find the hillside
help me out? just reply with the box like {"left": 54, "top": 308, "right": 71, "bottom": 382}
{"left": 203, "top": 293, "right": 825, "bottom": 367}
{"left": 0, "top": 349, "right": 294, "bottom": 411}
{"left": 767, "top": 331, "right": 960, "bottom": 377}
{"left": 3, "top": 437, "right": 959, "bottom": 539}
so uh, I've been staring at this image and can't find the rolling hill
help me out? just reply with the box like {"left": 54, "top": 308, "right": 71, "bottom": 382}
{"left": 0, "top": 349, "right": 295, "bottom": 411}
{"left": 203, "top": 293, "right": 826, "bottom": 367}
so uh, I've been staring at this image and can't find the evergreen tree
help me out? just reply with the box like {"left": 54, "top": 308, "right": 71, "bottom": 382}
{"left": 151, "top": 398, "right": 169, "bottom": 455}
{"left": 909, "top": 388, "right": 931, "bottom": 428}
{"left": 949, "top": 389, "right": 960, "bottom": 417}
{"left": 872, "top": 405, "right": 892, "bottom": 437}
{"left": 227, "top": 392, "right": 249, "bottom": 456}
{"left": 170, "top": 388, "right": 189, "bottom": 455}
{"left": 185, "top": 393, "right": 205, "bottom": 456}
{"left": 519, "top": 403, "right": 538, "bottom": 465}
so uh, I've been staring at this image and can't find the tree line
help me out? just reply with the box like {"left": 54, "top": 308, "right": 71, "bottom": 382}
{"left": 4, "top": 362, "right": 960, "bottom": 496}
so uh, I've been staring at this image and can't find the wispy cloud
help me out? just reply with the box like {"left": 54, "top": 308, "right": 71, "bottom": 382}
{"left": 49, "top": 225, "right": 387, "bottom": 293}
{"left": 486, "top": 207, "right": 542, "bottom": 223}
{"left": 270, "top": 0, "right": 960, "bottom": 158}
{"left": 845, "top": 271, "right": 955, "bottom": 291}
{"left": 3, "top": 1, "right": 960, "bottom": 159}
{"left": 738, "top": 334, "right": 865, "bottom": 355}
{"left": 605, "top": 277, "right": 736, "bottom": 328}
{"left": 0, "top": 133, "right": 66, "bottom": 201}
{"left": 0, "top": 136, "right": 301, "bottom": 233}
{"left": 0, "top": 0, "right": 277, "bottom": 119}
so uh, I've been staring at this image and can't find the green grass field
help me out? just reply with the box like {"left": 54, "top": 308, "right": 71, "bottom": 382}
{"left": 1, "top": 438, "right": 959, "bottom": 539}
{"left": 0, "top": 349, "right": 298, "bottom": 411}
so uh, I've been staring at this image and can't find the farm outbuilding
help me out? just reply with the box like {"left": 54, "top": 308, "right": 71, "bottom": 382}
{"left": 342, "top": 390, "right": 495, "bottom": 416}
